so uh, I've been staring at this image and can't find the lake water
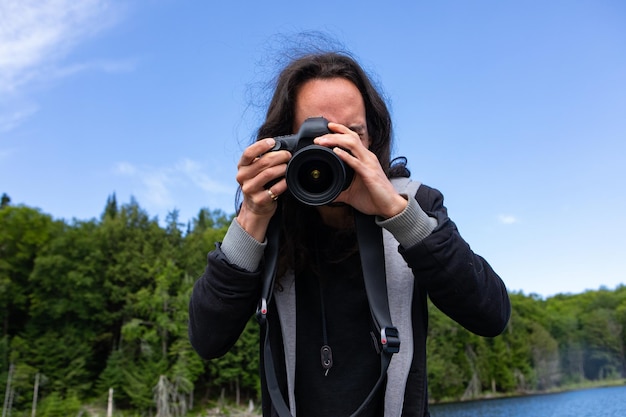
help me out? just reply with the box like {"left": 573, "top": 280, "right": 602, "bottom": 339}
{"left": 429, "top": 386, "right": 626, "bottom": 417}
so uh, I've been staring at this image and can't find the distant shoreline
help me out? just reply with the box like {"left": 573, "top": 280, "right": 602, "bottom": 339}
{"left": 429, "top": 378, "right": 626, "bottom": 406}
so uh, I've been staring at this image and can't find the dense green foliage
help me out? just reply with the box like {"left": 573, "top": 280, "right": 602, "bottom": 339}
{"left": 1, "top": 193, "right": 624, "bottom": 414}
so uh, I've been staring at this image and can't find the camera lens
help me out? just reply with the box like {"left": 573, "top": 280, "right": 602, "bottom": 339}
{"left": 297, "top": 159, "right": 333, "bottom": 194}
{"left": 286, "top": 145, "right": 353, "bottom": 206}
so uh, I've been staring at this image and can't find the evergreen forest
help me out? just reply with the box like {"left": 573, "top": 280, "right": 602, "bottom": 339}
{"left": 1, "top": 193, "right": 625, "bottom": 416}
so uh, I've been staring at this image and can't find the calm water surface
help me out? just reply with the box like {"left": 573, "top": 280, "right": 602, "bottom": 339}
{"left": 429, "top": 386, "right": 626, "bottom": 417}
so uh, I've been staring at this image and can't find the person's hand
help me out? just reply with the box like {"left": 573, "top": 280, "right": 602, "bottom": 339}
{"left": 235, "top": 138, "right": 291, "bottom": 241}
{"left": 314, "top": 122, "right": 407, "bottom": 219}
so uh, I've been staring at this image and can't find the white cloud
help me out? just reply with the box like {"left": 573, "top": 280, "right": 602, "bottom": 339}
{"left": 176, "top": 158, "right": 233, "bottom": 194}
{"left": 498, "top": 214, "right": 519, "bottom": 225}
{"left": 114, "top": 161, "right": 174, "bottom": 208}
{"left": 142, "top": 171, "right": 174, "bottom": 208}
{"left": 0, "top": 0, "right": 125, "bottom": 130}
{"left": 0, "top": 0, "right": 118, "bottom": 91}
{"left": 0, "top": 103, "right": 39, "bottom": 132}
{"left": 113, "top": 159, "right": 233, "bottom": 211}
{"left": 113, "top": 161, "right": 137, "bottom": 175}
{"left": 49, "top": 58, "right": 139, "bottom": 80}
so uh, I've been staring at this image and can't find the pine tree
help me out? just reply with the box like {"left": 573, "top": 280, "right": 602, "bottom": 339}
{"left": 0, "top": 194, "right": 10, "bottom": 209}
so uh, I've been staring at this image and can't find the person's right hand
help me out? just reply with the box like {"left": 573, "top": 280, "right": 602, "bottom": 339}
{"left": 235, "top": 138, "right": 291, "bottom": 242}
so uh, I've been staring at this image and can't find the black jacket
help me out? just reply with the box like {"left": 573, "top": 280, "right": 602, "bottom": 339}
{"left": 189, "top": 184, "right": 511, "bottom": 416}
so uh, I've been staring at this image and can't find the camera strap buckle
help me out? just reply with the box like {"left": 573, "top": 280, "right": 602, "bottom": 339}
{"left": 381, "top": 326, "right": 400, "bottom": 354}
{"left": 256, "top": 298, "right": 268, "bottom": 325}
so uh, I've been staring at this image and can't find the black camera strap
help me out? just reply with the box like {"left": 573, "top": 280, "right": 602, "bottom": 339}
{"left": 256, "top": 209, "right": 400, "bottom": 416}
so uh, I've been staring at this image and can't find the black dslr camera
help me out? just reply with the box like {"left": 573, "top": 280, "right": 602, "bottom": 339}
{"left": 269, "top": 117, "right": 354, "bottom": 206}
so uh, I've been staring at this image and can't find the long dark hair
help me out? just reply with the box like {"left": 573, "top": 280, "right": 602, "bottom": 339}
{"left": 257, "top": 52, "right": 395, "bottom": 174}
{"left": 253, "top": 51, "right": 409, "bottom": 276}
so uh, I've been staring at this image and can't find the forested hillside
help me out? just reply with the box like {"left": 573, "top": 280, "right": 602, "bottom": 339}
{"left": 1, "top": 193, "right": 625, "bottom": 415}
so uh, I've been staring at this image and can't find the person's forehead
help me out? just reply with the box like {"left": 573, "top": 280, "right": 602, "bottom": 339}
{"left": 294, "top": 78, "right": 366, "bottom": 127}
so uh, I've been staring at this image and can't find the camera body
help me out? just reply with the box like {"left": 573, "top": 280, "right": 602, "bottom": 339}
{"left": 269, "top": 117, "right": 354, "bottom": 206}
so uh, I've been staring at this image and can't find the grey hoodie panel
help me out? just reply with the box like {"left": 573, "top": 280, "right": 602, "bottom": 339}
{"left": 274, "top": 179, "right": 431, "bottom": 417}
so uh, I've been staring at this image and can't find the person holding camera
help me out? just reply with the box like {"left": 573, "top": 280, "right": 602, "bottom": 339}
{"left": 189, "top": 51, "right": 511, "bottom": 417}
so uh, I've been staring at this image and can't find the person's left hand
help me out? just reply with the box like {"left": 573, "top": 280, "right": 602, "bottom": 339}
{"left": 314, "top": 122, "right": 407, "bottom": 219}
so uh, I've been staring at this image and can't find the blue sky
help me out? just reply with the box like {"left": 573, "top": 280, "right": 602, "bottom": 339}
{"left": 1, "top": 0, "right": 625, "bottom": 298}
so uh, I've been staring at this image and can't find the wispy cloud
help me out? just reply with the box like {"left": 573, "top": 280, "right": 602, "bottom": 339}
{"left": 498, "top": 214, "right": 520, "bottom": 225}
{"left": 0, "top": 103, "right": 39, "bottom": 132}
{"left": 113, "top": 161, "right": 137, "bottom": 176}
{"left": 0, "top": 0, "right": 127, "bottom": 131}
{"left": 176, "top": 158, "right": 233, "bottom": 194}
{"left": 49, "top": 58, "right": 139, "bottom": 80}
{"left": 113, "top": 159, "right": 233, "bottom": 211}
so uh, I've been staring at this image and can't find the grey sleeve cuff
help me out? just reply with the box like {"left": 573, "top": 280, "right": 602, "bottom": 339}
{"left": 221, "top": 218, "right": 267, "bottom": 272}
{"left": 376, "top": 194, "right": 438, "bottom": 248}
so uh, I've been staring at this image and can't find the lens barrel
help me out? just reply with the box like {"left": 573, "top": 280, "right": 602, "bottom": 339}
{"left": 286, "top": 145, "right": 353, "bottom": 206}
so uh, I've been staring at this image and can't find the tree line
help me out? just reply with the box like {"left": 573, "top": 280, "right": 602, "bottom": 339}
{"left": 1, "top": 193, "right": 624, "bottom": 415}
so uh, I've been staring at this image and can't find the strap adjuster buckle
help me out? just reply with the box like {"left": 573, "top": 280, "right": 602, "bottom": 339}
{"left": 256, "top": 298, "right": 268, "bottom": 324}
{"left": 381, "top": 326, "right": 400, "bottom": 354}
